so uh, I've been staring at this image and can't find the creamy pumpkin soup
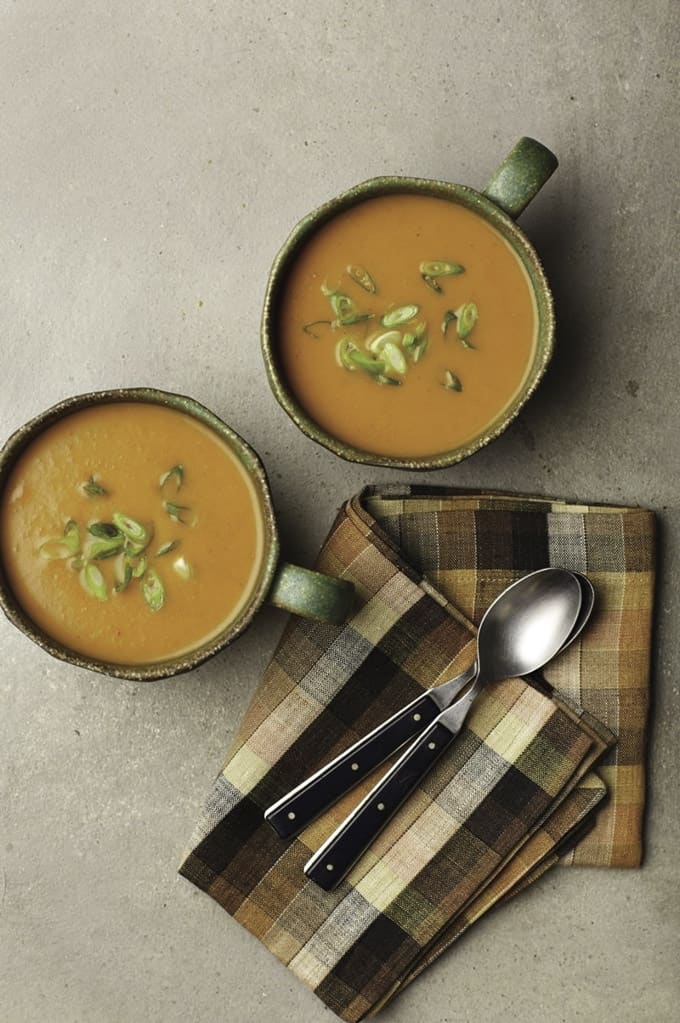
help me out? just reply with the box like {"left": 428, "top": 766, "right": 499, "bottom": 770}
{"left": 276, "top": 193, "right": 538, "bottom": 458}
{"left": 0, "top": 403, "right": 265, "bottom": 664}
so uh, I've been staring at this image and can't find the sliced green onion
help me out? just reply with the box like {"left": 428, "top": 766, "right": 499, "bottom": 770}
{"left": 323, "top": 287, "right": 374, "bottom": 327}
{"left": 159, "top": 465, "right": 184, "bottom": 492}
{"left": 39, "top": 519, "right": 80, "bottom": 560}
{"left": 82, "top": 563, "right": 107, "bottom": 601}
{"left": 39, "top": 539, "right": 74, "bottom": 560}
{"left": 329, "top": 291, "right": 355, "bottom": 321}
{"left": 125, "top": 537, "right": 151, "bottom": 557}
{"left": 82, "top": 475, "right": 108, "bottom": 497}
{"left": 88, "top": 522, "right": 121, "bottom": 540}
{"left": 172, "top": 556, "right": 194, "bottom": 580}
{"left": 376, "top": 375, "right": 402, "bottom": 387}
{"left": 155, "top": 540, "right": 179, "bottom": 557}
{"left": 112, "top": 513, "right": 148, "bottom": 545}
{"left": 350, "top": 352, "right": 386, "bottom": 376}
{"left": 131, "top": 556, "right": 147, "bottom": 578}
{"left": 366, "top": 330, "right": 402, "bottom": 354}
{"left": 421, "top": 274, "right": 442, "bottom": 293}
{"left": 336, "top": 337, "right": 358, "bottom": 370}
{"left": 63, "top": 520, "right": 81, "bottom": 554}
{"left": 455, "top": 302, "right": 478, "bottom": 344}
{"left": 142, "top": 569, "right": 165, "bottom": 611}
{"left": 381, "top": 305, "right": 419, "bottom": 327}
{"left": 413, "top": 337, "right": 428, "bottom": 362}
{"left": 444, "top": 370, "right": 463, "bottom": 392}
{"left": 419, "top": 261, "right": 465, "bottom": 278}
{"left": 403, "top": 326, "right": 428, "bottom": 363}
{"left": 88, "top": 537, "right": 124, "bottom": 560}
{"left": 334, "top": 312, "right": 374, "bottom": 327}
{"left": 441, "top": 309, "right": 457, "bottom": 336}
{"left": 335, "top": 339, "right": 386, "bottom": 376}
{"left": 346, "top": 265, "right": 377, "bottom": 293}
{"left": 380, "top": 341, "right": 407, "bottom": 375}
{"left": 114, "top": 562, "right": 133, "bottom": 593}
{"left": 163, "top": 501, "right": 191, "bottom": 524}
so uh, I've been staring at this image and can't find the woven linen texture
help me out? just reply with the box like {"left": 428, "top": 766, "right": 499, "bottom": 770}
{"left": 180, "top": 488, "right": 654, "bottom": 1021}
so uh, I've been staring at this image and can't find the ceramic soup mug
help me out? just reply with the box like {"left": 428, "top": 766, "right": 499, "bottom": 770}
{"left": 262, "top": 136, "right": 557, "bottom": 470}
{"left": 0, "top": 388, "right": 354, "bottom": 681}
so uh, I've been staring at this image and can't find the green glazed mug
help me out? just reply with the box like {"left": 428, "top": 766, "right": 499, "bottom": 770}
{"left": 261, "top": 136, "right": 558, "bottom": 470}
{"left": 0, "top": 388, "right": 354, "bottom": 681}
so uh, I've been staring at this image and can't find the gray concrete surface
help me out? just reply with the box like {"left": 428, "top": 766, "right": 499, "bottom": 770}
{"left": 1, "top": 2, "right": 678, "bottom": 1021}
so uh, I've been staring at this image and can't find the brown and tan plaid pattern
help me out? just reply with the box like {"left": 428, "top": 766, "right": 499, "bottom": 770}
{"left": 180, "top": 487, "right": 655, "bottom": 1021}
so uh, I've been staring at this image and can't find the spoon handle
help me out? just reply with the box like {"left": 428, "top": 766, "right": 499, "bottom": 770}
{"left": 304, "top": 716, "right": 460, "bottom": 890}
{"left": 265, "top": 689, "right": 448, "bottom": 839}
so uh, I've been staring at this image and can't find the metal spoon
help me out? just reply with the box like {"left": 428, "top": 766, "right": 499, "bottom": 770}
{"left": 266, "top": 569, "right": 591, "bottom": 840}
{"left": 525, "top": 571, "right": 594, "bottom": 691}
{"left": 304, "top": 567, "right": 583, "bottom": 890}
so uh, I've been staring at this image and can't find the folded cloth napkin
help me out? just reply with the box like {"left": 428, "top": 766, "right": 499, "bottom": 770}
{"left": 180, "top": 487, "right": 655, "bottom": 1021}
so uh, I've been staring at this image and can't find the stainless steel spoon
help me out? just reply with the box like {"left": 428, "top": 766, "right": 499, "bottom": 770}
{"left": 524, "top": 572, "right": 594, "bottom": 691}
{"left": 265, "top": 570, "right": 592, "bottom": 840}
{"left": 303, "top": 567, "right": 583, "bottom": 890}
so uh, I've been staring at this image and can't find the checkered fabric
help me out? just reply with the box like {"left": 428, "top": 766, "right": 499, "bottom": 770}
{"left": 180, "top": 487, "right": 655, "bottom": 1021}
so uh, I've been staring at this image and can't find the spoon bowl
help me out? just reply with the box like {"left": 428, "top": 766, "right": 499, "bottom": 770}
{"left": 475, "top": 567, "right": 582, "bottom": 683}
{"left": 567, "top": 572, "right": 595, "bottom": 644}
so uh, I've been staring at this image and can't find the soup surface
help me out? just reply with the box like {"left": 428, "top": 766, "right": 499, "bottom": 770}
{"left": 276, "top": 193, "right": 538, "bottom": 458}
{"left": 0, "top": 403, "right": 265, "bottom": 664}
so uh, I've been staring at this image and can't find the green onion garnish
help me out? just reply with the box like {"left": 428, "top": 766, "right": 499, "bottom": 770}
{"left": 419, "top": 261, "right": 465, "bottom": 278}
{"left": 441, "top": 309, "right": 457, "bottom": 336}
{"left": 455, "top": 302, "right": 478, "bottom": 344}
{"left": 131, "top": 556, "right": 147, "bottom": 578}
{"left": 114, "top": 562, "right": 133, "bottom": 593}
{"left": 381, "top": 305, "right": 419, "bottom": 327}
{"left": 346, "top": 265, "right": 377, "bottom": 293}
{"left": 163, "top": 502, "right": 191, "bottom": 525}
{"left": 82, "top": 563, "right": 107, "bottom": 601}
{"left": 82, "top": 476, "right": 108, "bottom": 497}
{"left": 443, "top": 370, "right": 463, "bottom": 392}
{"left": 88, "top": 522, "right": 121, "bottom": 540}
{"left": 111, "top": 513, "right": 149, "bottom": 545}
{"left": 88, "top": 537, "right": 124, "bottom": 560}
{"left": 159, "top": 465, "right": 184, "bottom": 492}
{"left": 155, "top": 540, "right": 179, "bottom": 557}
{"left": 39, "top": 520, "right": 81, "bottom": 560}
{"left": 142, "top": 569, "right": 165, "bottom": 611}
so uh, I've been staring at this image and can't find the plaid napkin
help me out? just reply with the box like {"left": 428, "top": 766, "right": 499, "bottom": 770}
{"left": 180, "top": 487, "right": 655, "bottom": 1021}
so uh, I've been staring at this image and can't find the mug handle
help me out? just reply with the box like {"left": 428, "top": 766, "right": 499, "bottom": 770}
{"left": 482, "top": 136, "right": 558, "bottom": 220}
{"left": 267, "top": 562, "right": 354, "bottom": 625}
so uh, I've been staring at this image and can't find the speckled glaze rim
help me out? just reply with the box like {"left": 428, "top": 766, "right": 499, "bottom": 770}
{"left": 261, "top": 147, "right": 556, "bottom": 470}
{"left": 0, "top": 388, "right": 279, "bottom": 682}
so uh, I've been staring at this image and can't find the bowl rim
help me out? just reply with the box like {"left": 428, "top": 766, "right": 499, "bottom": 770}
{"left": 261, "top": 174, "right": 555, "bottom": 470}
{"left": 0, "top": 386, "right": 280, "bottom": 681}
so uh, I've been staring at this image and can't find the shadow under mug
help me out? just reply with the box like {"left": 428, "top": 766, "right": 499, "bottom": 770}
{"left": 262, "top": 136, "right": 558, "bottom": 470}
{"left": 0, "top": 388, "right": 355, "bottom": 681}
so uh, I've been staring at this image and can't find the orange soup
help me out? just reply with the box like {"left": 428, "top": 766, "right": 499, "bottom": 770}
{"left": 276, "top": 193, "right": 538, "bottom": 458}
{"left": 0, "top": 403, "right": 265, "bottom": 664}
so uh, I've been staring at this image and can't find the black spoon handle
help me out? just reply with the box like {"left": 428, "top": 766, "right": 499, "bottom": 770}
{"left": 304, "top": 718, "right": 457, "bottom": 890}
{"left": 264, "top": 689, "right": 443, "bottom": 838}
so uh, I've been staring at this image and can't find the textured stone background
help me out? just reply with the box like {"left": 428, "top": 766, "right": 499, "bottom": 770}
{"left": 0, "top": 2, "right": 678, "bottom": 1021}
